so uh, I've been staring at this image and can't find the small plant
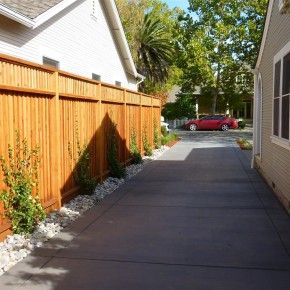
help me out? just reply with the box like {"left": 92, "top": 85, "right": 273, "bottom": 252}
{"left": 68, "top": 139, "right": 98, "bottom": 195}
{"left": 153, "top": 119, "right": 160, "bottom": 149}
{"left": 161, "top": 132, "right": 178, "bottom": 146}
{"left": 143, "top": 127, "right": 153, "bottom": 156}
{"left": 0, "top": 133, "right": 45, "bottom": 234}
{"left": 236, "top": 138, "right": 253, "bottom": 150}
{"left": 161, "top": 125, "right": 169, "bottom": 137}
{"left": 107, "top": 122, "right": 126, "bottom": 178}
{"left": 130, "top": 128, "right": 142, "bottom": 164}
{"left": 238, "top": 120, "right": 246, "bottom": 129}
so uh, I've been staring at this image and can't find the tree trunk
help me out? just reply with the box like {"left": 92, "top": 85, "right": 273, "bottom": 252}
{"left": 212, "top": 92, "right": 217, "bottom": 114}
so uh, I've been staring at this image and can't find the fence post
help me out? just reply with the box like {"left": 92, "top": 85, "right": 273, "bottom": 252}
{"left": 98, "top": 83, "right": 103, "bottom": 181}
{"left": 50, "top": 71, "right": 62, "bottom": 209}
{"left": 140, "top": 94, "right": 143, "bottom": 155}
{"left": 123, "top": 90, "right": 128, "bottom": 163}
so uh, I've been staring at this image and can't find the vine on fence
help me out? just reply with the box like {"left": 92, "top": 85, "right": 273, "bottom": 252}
{"left": 143, "top": 126, "right": 153, "bottom": 156}
{"left": 130, "top": 128, "right": 142, "bottom": 164}
{"left": 107, "top": 122, "right": 126, "bottom": 178}
{"left": 153, "top": 118, "right": 160, "bottom": 149}
{"left": 0, "top": 132, "right": 45, "bottom": 234}
{"left": 68, "top": 125, "right": 98, "bottom": 195}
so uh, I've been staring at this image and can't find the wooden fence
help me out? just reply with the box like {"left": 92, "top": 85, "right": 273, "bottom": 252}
{"left": 0, "top": 53, "right": 161, "bottom": 240}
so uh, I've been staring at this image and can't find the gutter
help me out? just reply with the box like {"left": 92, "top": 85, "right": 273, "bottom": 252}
{"left": 0, "top": 4, "right": 34, "bottom": 27}
{"left": 101, "top": 0, "right": 138, "bottom": 78}
{"left": 136, "top": 73, "right": 145, "bottom": 85}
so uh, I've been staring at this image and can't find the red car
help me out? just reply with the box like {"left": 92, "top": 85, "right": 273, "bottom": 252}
{"left": 184, "top": 115, "right": 238, "bottom": 131}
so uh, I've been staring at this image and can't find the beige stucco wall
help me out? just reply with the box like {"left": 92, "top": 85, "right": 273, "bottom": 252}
{"left": 256, "top": 2, "right": 290, "bottom": 212}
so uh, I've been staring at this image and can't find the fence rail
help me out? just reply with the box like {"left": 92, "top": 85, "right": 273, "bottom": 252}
{"left": 0, "top": 53, "right": 161, "bottom": 240}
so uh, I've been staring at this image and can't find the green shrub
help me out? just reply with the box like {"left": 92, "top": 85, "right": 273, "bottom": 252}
{"left": 161, "top": 125, "right": 168, "bottom": 137}
{"left": 153, "top": 119, "right": 160, "bottom": 149}
{"left": 143, "top": 127, "right": 153, "bottom": 156}
{"left": 236, "top": 138, "right": 253, "bottom": 150}
{"left": 161, "top": 132, "right": 178, "bottom": 146}
{"left": 238, "top": 120, "right": 246, "bottom": 129}
{"left": 68, "top": 139, "right": 98, "bottom": 195}
{"left": 0, "top": 133, "right": 46, "bottom": 234}
{"left": 130, "top": 128, "right": 142, "bottom": 164}
{"left": 107, "top": 122, "right": 126, "bottom": 178}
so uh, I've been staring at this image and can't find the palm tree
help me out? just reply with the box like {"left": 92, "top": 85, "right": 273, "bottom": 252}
{"left": 137, "top": 12, "right": 174, "bottom": 87}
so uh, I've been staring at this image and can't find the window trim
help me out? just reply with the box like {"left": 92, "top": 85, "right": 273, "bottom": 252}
{"left": 272, "top": 41, "right": 290, "bottom": 147}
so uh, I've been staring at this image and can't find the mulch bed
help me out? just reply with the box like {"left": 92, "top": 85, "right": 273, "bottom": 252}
{"left": 165, "top": 138, "right": 181, "bottom": 148}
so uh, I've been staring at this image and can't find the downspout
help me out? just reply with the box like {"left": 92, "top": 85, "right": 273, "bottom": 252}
{"left": 251, "top": 68, "right": 258, "bottom": 169}
{"left": 136, "top": 73, "right": 145, "bottom": 86}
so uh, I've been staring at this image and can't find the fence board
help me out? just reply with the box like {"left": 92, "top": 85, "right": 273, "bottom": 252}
{"left": 0, "top": 53, "right": 161, "bottom": 240}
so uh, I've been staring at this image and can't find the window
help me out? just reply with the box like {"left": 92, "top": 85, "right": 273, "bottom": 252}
{"left": 92, "top": 73, "right": 101, "bottom": 81}
{"left": 273, "top": 43, "right": 290, "bottom": 142}
{"left": 43, "top": 56, "right": 59, "bottom": 69}
{"left": 115, "top": 81, "right": 121, "bottom": 87}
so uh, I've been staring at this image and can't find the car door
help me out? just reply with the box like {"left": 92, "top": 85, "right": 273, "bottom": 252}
{"left": 198, "top": 116, "right": 213, "bottom": 129}
{"left": 212, "top": 115, "right": 224, "bottom": 129}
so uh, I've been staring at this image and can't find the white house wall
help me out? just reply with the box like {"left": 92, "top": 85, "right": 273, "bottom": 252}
{"left": 0, "top": 0, "right": 137, "bottom": 90}
{"left": 255, "top": 2, "right": 290, "bottom": 212}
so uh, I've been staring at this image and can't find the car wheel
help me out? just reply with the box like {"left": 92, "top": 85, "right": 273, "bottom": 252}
{"left": 221, "top": 124, "right": 229, "bottom": 131}
{"left": 189, "top": 124, "right": 197, "bottom": 131}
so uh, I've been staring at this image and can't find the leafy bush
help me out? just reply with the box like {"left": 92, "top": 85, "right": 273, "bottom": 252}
{"left": 236, "top": 138, "right": 253, "bottom": 150}
{"left": 107, "top": 122, "right": 126, "bottom": 178}
{"left": 161, "top": 125, "right": 168, "bottom": 137}
{"left": 130, "top": 128, "right": 142, "bottom": 164}
{"left": 238, "top": 120, "right": 246, "bottom": 129}
{"left": 0, "top": 133, "right": 45, "bottom": 234}
{"left": 68, "top": 139, "right": 98, "bottom": 195}
{"left": 161, "top": 132, "right": 178, "bottom": 146}
{"left": 143, "top": 127, "right": 153, "bottom": 156}
{"left": 153, "top": 119, "right": 160, "bottom": 149}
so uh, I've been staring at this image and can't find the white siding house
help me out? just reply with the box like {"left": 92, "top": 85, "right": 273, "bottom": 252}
{"left": 0, "top": 0, "right": 142, "bottom": 90}
{"left": 253, "top": 0, "right": 290, "bottom": 213}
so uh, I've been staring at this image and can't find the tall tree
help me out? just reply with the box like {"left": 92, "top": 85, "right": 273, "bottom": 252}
{"left": 116, "top": 0, "right": 181, "bottom": 94}
{"left": 177, "top": 0, "right": 268, "bottom": 113}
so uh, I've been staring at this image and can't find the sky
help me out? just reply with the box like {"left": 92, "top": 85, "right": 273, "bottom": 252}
{"left": 163, "top": 0, "right": 190, "bottom": 11}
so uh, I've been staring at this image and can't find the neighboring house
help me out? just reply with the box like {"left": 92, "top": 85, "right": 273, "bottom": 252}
{"left": 0, "top": 0, "right": 143, "bottom": 90}
{"left": 253, "top": 0, "right": 290, "bottom": 213}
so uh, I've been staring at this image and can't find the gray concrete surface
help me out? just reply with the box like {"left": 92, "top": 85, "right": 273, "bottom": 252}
{"left": 1, "top": 129, "right": 290, "bottom": 290}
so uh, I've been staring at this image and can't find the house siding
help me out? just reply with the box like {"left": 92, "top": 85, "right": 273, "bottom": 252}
{"left": 0, "top": 0, "right": 137, "bottom": 91}
{"left": 256, "top": 1, "right": 290, "bottom": 211}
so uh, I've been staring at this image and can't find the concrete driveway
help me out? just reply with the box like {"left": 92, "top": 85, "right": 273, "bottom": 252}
{"left": 1, "top": 129, "right": 290, "bottom": 289}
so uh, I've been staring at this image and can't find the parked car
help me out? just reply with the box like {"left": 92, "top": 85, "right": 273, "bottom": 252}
{"left": 184, "top": 115, "right": 238, "bottom": 131}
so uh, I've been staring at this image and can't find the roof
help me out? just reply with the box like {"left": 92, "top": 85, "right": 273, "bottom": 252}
{"left": 0, "top": 0, "right": 63, "bottom": 19}
{"left": 0, "top": 0, "right": 141, "bottom": 79}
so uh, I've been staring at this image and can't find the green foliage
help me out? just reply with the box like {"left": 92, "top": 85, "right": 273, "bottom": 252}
{"left": 161, "top": 132, "right": 178, "bottom": 146}
{"left": 161, "top": 125, "right": 169, "bottom": 137}
{"left": 130, "top": 128, "right": 142, "bottom": 164}
{"left": 116, "top": 0, "right": 181, "bottom": 94}
{"left": 153, "top": 119, "right": 160, "bottom": 149}
{"left": 176, "top": 0, "right": 268, "bottom": 113}
{"left": 68, "top": 138, "right": 98, "bottom": 195}
{"left": 142, "top": 127, "right": 153, "bottom": 156}
{"left": 238, "top": 120, "right": 246, "bottom": 129}
{"left": 107, "top": 122, "right": 126, "bottom": 178}
{"left": 0, "top": 133, "right": 45, "bottom": 234}
{"left": 162, "top": 94, "right": 196, "bottom": 120}
{"left": 236, "top": 138, "right": 253, "bottom": 150}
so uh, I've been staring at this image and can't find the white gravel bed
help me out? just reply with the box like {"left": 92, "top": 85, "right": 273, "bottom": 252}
{"left": 0, "top": 146, "right": 169, "bottom": 276}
